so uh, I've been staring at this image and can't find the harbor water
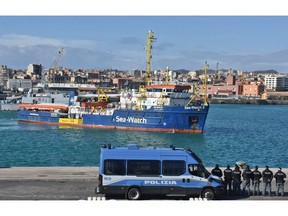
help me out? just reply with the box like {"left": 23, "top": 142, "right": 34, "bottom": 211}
{"left": 0, "top": 104, "right": 287, "bottom": 168}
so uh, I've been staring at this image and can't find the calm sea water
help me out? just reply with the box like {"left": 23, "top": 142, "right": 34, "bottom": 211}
{"left": 0, "top": 104, "right": 287, "bottom": 168}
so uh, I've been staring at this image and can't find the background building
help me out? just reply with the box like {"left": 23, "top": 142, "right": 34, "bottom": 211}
{"left": 242, "top": 82, "right": 265, "bottom": 97}
{"left": 264, "top": 75, "right": 288, "bottom": 90}
{"left": 226, "top": 75, "right": 236, "bottom": 85}
{"left": 7, "top": 79, "right": 32, "bottom": 92}
{"left": 0, "top": 65, "right": 12, "bottom": 88}
{"left": 27, "top": 64, "right": 43, "bottom": 80}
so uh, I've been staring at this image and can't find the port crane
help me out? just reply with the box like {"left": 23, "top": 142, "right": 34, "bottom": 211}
{"left": 48, "top": 48, "right": 64, "bottom": 82}
{"left": 53, "top": 48, "right": 64, "bottom": 73}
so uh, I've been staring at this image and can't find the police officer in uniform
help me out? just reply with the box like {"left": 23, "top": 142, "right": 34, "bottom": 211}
{"left": 274, "top": 167, "right": 286, "bottom": 196}
{"left": 211, "top": 164, "right": 223, "bottom": 178}
{"left": 242, "top": 165, "right": 253, "bottom": 195}
{"left": 252, "top": 165, "right": 262, "bottom": 196}
{"left": 224, "top": 165, "right": 233, "bottom": 195}
{"left": 262, "top": 165, "right": 273, "bottom": 196}
{"left": 232, "top": 165, "right": 242, "bottom": 195}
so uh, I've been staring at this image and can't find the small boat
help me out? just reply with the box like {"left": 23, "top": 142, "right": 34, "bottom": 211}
{"left": 18, "top": 103, "right": 68, "bottom": 111}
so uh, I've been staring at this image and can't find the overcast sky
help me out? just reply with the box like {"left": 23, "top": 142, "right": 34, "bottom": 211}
{"left": 1, "top": 1, "right": 288, "bottom": 72}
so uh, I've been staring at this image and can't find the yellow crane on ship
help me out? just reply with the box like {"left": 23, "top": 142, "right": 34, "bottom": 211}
{"left": 145, "top": 30, "right": 156, "bottom": 86}
{"left": 185, "top": 61, "right": 209, "bottom": 107}
{"left": 202, "top": 62, "right": 208, "bottom": 106}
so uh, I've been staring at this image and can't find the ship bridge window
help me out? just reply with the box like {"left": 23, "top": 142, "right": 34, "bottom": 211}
{"left": 173, "top": 89, "right": 189, "bottom": 93}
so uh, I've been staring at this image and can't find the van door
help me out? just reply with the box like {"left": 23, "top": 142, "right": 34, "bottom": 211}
{"left": 160, "top": 156, "right": 188, "bottom": 196}
{"left": 186, "top": 164, "right": 209, "bottom": 196}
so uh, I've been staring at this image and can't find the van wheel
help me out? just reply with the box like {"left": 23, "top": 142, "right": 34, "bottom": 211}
{"left": 201, "top": 188, "right": 215, "bottom": 200}
{"left": 127, "top": 188, "right": 141, "bottom": 200}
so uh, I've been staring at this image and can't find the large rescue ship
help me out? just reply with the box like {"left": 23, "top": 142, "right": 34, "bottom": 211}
{"left": 18, "top": 31, "right": 209, "bottom": 133}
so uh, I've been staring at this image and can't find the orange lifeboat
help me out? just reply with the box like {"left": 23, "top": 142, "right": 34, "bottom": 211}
{"left": 19, "top": 104, "right": 69, "bottom": 111}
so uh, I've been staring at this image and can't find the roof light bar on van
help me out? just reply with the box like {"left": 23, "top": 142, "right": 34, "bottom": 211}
{"left": 101, "top": 144, "right": 112, "bottom": 149}
{"left": 170, "top": 145, "right": 175, "bottom": 150}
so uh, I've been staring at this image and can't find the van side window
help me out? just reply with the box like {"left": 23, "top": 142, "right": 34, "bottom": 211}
{"left": 127, "top": 160, "right": 160, "bottom": 176}
{"left": 188, "top": 164, "right": 206, "bottom": 178}
{"left": 162, "top": 160, "right": 185, "bottom": 176}
{"left": 104, "top": 159, "right": 126, "bottom": 175}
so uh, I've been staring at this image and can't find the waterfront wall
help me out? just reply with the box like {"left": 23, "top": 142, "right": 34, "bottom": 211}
{"left": 209, "top": 98, "right": 288, "bottom": 105}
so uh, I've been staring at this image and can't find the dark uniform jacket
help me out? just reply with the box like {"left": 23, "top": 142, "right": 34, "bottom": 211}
{"left": 224, "top": 168, "right": 233, "bottom": 181}
{"left": 242, "top": 168, "right": 253, "bottom": 181}
{"left": 274, "top": 170, "right": 286, "bottom": 184}
{"left": 211, "top": 168, "right": 223, "bottom": 178}
{"left": 262, "top": 169, "right": 273, "bottom": 183}
{"left": 232, "top": 170, "right": 241, "bottom": 182}
{"left": 252, "top": 170, "right": 262, "bottom": 182}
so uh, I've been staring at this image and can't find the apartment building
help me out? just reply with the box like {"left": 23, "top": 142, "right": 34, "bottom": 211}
{"left": 242, "top": 82, "right": 265, "bottom": 97}
{"left": 264, "top": 75, "right": 288, "bottom": 90}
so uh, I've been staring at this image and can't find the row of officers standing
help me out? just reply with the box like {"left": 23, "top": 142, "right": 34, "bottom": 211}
{"left": 211, "top": 164, "right": 286, "bottom": 196}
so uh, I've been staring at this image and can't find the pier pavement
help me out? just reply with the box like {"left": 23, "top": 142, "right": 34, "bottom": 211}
{"left": 0, "top": 167, "right": 287, "bottom": 200}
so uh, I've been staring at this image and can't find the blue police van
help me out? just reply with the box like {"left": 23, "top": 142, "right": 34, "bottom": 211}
{"left": 96, "top": 144, "right": 224, "bottom": 200}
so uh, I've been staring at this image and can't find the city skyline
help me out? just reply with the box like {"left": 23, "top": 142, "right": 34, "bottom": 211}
{"left": 1, "top": 16, "right": 288, "bottom": 72}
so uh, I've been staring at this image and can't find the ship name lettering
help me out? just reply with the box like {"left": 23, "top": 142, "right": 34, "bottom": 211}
{"left": 185, "top": 106, "right": 204, "bottom": 110}
{"left": 115, "top": 116, "right": 127, "bottom": 122}
{"left": 127, "top": 117, "right": 147, "bottom": 124}
{"left": 115, "top": 116, "right": 147, "bottom": 124}
{"left": 30, "top": 113, "right": 39, "bottom": 116}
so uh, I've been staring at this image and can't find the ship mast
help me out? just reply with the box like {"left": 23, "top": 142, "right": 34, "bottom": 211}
{"left": 145, "top": 30, "right": 156, "bottom": 86}
{"left": 202, "top": 61, "right": 208, "bottom": 106}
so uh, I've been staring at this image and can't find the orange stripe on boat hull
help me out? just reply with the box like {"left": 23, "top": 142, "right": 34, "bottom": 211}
{"left": 18, "top": 119, "right": 203, "bottom": 134}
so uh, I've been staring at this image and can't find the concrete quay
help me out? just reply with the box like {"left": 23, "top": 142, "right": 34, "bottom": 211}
{"left": 0, "top": 166, "right": 98, "bottom": 180}
{"left": 0, "top": 166, "right": 287, "bottom": 200}
{"left": 0, "top": 167, "right": 98, "bottom": 200}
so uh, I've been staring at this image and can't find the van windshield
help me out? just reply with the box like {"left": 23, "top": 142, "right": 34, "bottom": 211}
{"left": 188, "top": 164, "right": 210, "bottom": 178}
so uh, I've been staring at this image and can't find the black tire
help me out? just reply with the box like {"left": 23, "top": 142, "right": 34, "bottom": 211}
{"left": 201, "top": 188, "right": 215, "bottom": 200}
{"left": 127, "top": 188, "right": 141, "bottom": 200}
